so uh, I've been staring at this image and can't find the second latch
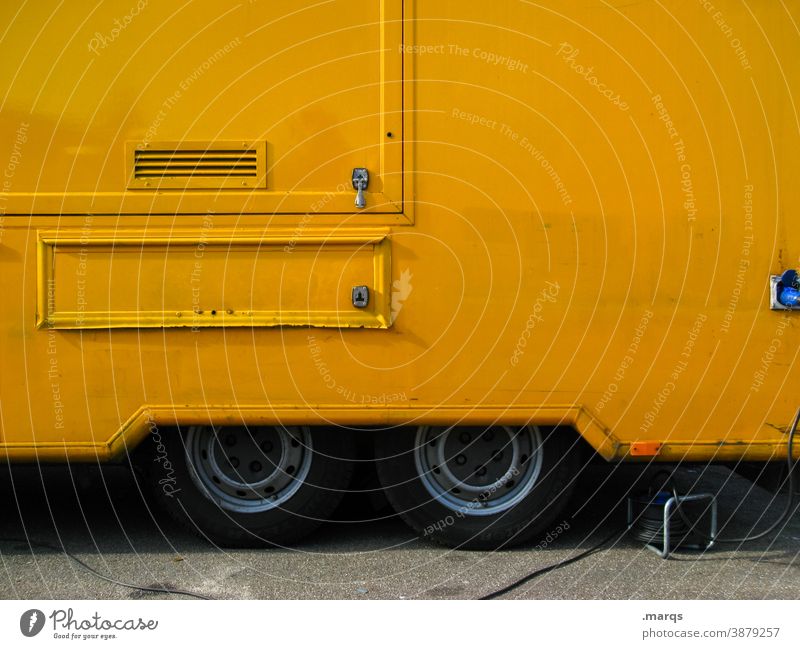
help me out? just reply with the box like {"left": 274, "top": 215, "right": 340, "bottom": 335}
{"left": 352, "top": 168, "right": 369, "bottom": 209}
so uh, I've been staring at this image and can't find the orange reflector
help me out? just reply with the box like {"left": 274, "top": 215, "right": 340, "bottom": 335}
{"left": 630, "top": 441, "right": 662, "bottom": 457}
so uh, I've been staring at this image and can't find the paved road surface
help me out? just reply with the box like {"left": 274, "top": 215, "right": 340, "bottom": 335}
{"left": 1, "top": 462, "right": 798, "bottom": 599}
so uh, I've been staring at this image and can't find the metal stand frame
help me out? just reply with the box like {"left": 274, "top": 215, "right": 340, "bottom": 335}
{"left": 627, "top": 492, "right": 718, "bottom": 559}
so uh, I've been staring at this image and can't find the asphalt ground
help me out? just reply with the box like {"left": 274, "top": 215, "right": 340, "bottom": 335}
{"left": 0, "top": 461, "right": 798, "bottom": 600}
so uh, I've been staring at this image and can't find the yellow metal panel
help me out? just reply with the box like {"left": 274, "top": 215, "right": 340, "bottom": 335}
{"left": 0, "top": 0, "right": 406, "bottom": 216}
{"left": 1, "top": 1, "right": 800, "bottom": 464}
{"left": 37, "top": 230, "right": 392, "bottom": 329}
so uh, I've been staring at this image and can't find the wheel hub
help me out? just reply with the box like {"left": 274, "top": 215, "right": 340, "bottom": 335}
{"left": 186, "top": 425, "right": 312, "bottom": 513}
{"left": 414, "top": 425, "right": 544, "bottom": 516}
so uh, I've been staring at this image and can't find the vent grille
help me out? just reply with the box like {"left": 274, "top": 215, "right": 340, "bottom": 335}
{"left": 127, "top": 142, "right": 266, "bottom": 189}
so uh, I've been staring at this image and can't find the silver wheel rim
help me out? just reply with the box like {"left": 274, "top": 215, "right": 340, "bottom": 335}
{"left": 186, "top": 425, "right": 312, "bottom": 513}
{"left": 414, "top": 425, "right": 544, "bottom": 516}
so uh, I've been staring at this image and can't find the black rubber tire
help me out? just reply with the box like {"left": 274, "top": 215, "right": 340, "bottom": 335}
{"left": 332, "top": 429, "right": 393, "bottom": 520}
{"left": 137, "top": 425, "right": 355, "bottom": 547}
{"left": 374, "top": 426, "right": 579, "bottom": 550}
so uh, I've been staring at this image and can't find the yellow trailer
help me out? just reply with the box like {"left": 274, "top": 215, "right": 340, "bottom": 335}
{"left": 0, "top": 0, "right": 798, "bottom": 548}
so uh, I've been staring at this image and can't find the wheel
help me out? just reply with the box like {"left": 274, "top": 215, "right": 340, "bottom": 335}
{"left": 140, "top": 424, "right": 355, "bottom": 547}
{"left": 374, "top": 425, "right": 579, "bottom": 549}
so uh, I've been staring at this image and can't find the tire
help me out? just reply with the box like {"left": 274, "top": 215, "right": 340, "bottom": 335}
{"left": 374, "top": 425, "right": 579, "bottom": 550}
{"left": 138, "top": 424, "right": 355, "bottom": 547}
{"left": 332, "top": 429, "right": 392, "bottom": 520}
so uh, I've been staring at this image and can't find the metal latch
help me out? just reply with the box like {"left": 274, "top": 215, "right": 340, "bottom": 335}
{"left": 351, "top": 168, "right": 369, "bottom": 209}
{"left": 352, "top": 285, "right": 369, "bottom": 308}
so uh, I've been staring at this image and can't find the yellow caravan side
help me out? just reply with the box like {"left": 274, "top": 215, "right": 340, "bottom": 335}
{"left": 0, "top": 0, "right": 798, "bottom": 547}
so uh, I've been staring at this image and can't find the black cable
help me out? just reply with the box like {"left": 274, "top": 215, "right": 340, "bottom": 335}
{"left": 0, "top": 537, "right": 212, "bottom": 600}
{"left": 479, "top": 527, "right": 625, "bottom": 600}
{"left": 713, "top": 406, "right": 798, "bottom": 543}
{"left": 629, "top": 504, "right": 696, "bottom": 547}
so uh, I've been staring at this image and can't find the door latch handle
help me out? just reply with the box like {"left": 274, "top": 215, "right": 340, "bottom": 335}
{"left": 352, "top": 285, "right": 369, "bottom": 308}
{"left": 351, "top": 168, "right": 369, "bottom": 209}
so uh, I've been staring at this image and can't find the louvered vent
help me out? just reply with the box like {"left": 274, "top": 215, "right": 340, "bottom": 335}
{"left": 127, "top": 142, "right": 266, "bottom": 189}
